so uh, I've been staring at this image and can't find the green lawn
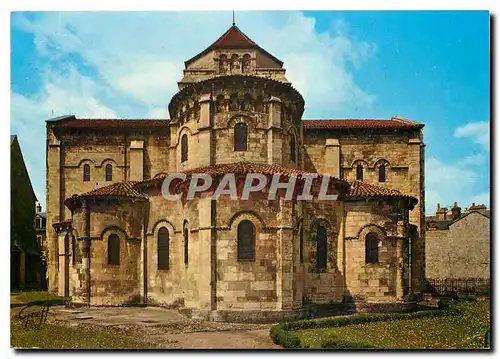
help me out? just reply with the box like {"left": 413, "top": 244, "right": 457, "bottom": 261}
{"left": 11, "top": 291, "right": 62, "bottom": 304}
{"left": 11, "top": 319, "right": 154, "bottom": 349}
{"left": 296, "top": 298, "right": 490, "bottom": 349}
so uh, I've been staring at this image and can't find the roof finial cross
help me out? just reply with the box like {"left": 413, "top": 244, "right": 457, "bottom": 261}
{"left": 232, "top": 10, "right": 235, "bottom": 26}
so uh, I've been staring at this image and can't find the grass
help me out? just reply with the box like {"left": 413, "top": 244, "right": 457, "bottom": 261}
{"left": 11, "top": 291, "right": 63, "bottom": 304}
{"left": 11, "top": 319, "right": 155, "bottom": 349}
{"left": 296, "top": 298, "right": 490, "bottom": 349}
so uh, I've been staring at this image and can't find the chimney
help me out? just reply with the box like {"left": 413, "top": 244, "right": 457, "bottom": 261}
{"left": 36, "top": 202, "right": 42, "bottom": 214}
{"left": 436, "top": 203, "right": 447, "bottom": 221}
{"left": 451, "top": 202, "right": 461, "bottom": 220}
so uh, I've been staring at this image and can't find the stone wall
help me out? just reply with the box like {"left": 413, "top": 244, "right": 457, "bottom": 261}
{"left": 303, "top": 128, "right": 424, "bottom": 294}
{"left": 215, "top": 198, "right": 279, "bottom": 311}
{"left": 69, "top": 200, "right": 145, "bottom": 305}
{"left": 343, "top": 200, "right": 406, "bottom": 302}
{"left": 426, "top": 212, "right": 490, "bottom": 279}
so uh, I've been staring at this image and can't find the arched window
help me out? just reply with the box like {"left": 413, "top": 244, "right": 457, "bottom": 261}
{"left": 72, "top": 236, "right": 76, "bottom": 266}
{"left": 237, "top": 220, "right": 255, "bottom": 260}
{"left": 290, "top": 135, "right": 297, "bottom": 163}
{"left": 365, "top": 233, "right": 379, "bottom": 264}
{"left": 230, "top": 54, "right": 239, "bottom": 71}
{"left": 378, "top": 165, "right": 386, "bottom": 182}
{"left": 108, "top": 234, "right": 120, "bottom": 265}
{"left": 356, "top": 164, "right": 363, "bottom": 181}
{"left": 183, "top": 222, "right": 189, "bottom": 265}
{"left": 316, "top": 225, "right": 327, "bottom": 271}
{"left": 105, "top": 164, "right": 112, "bottom": 182}
{"left": 219, "top": 54, "right": 228, "bottom": 74}
{"left": 242, "top": 54, "right": 251, "bottom": 73}
{"left": 83, "top": 164, "right": 91, "bottom": 182}
{"left": 234, "top": 123, "right": 248, "bottom": 151}
{"left": 158, "top": 227, "right": 169, "bottom": 270}
{"left": 181, "top": 134, "right": 188, "bottom": 163}
{"left": 299, "top": 224, "right": 304, "bottom": 263}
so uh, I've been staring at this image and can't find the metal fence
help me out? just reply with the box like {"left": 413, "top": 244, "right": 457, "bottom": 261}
{"left": 423, "top": 278, "right": 490, "bottom": 296}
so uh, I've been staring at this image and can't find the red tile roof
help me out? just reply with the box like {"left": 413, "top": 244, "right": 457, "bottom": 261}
{"left": 65, "top": 181, "right": 148, "bottom": 207}
{"left": 303, "top": 117, "right": 423, "bottom": 129}
{"left": 344, "top": 181, "right": 418, "bottom": 204}
{"left": 137, "top": 162, "right": 348, "bottom": 187}
{"left": 212, "top": 25, "right": 257, "bottom": 48}
{"left": 185, "top": 25, "right": 283, "bottom": 66}
{"left": 50, "top": 116, "right": 169, "bottom": 128}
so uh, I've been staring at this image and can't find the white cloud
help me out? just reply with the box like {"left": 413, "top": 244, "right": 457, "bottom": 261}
{"left": 454, "top": 121, "right": 490, "bottom": 151}
{"left": 425, "top": 156, "right": 489, "bottom": 214}
{"left": 11, "top": 11, "right": 378, "bottom": 207}
{"left": 10, "top": 64, "right": 118, "bottom": 206}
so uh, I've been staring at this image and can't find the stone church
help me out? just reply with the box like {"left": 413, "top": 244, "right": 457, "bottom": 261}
{"left": 46, "top": 24, "right": 425, "bottom": 321}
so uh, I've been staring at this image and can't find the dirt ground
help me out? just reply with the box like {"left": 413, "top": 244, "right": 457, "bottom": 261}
{"left": 13, "top": 305, "right": 282, "bottom": 349}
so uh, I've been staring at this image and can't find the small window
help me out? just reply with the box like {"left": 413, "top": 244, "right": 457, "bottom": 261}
{"left": 72, "top": 236, "right": 76, "bottom": 266}
{"left": 219, "top": 54, "right": 228, "bottom": 74}
{"left": 365, "top": 233, "right": 379, "bottom": 264}
{"left": 108, "top": 234, "right": 120, "bottom": 265}
{"left": 234, "top": 123, "right": 248, "bottom": 151}
{"left": 181, "top": 134, "right": 188, "bottom": 162}
{"left": 105, "top": 164, "right": 113, "bottom": 182}
{"left": 356, "top": 164, "right": 363, "bottom": 181}
{"left": 158, "top": 227, "right": 170, "bottom": 270}
{"left": 242, "top": 54, "right": 251, "bottom": 73}
{"left": 316, "top": 225, "right": 327, "bottom": 271}
{"left": 83, "top": 164, "right": 91, "bottom": 182}
{"left": 299, "top": 225, "right": 304, "bottom": 263}
{"left": 184, "top": 223, "right": 189, "bottom": 265}
{"left": 290, "top": 135, "right": 297, "bottom": 163}
{"left": 237, "top": 220, "right": 255, "bottom": 260}
{"left": 230, "top": 54, "right": 239, "bottom": 71}
{"left": 379, "top": 165, "right": 386, "bottom": 182}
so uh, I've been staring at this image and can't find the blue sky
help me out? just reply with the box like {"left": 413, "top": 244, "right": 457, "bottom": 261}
{"left": 10, "top": 11, "right": 490, "bottom": 214}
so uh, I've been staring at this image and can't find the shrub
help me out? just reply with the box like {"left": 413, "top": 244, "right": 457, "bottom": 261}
{"left": 270, "top": 307, "right": 459, "bottom": 348}
{"left": 270, "top": 324, "right": 301, "bottom": 348}
{"left": 321, "top": 338, "right": 376, "bottom": 349}
{"left": 438, "top": 298, "right": 456, "bottom": 310}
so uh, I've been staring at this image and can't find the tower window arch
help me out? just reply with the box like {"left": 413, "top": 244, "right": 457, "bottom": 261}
{"left": 234, "top": 123, "right": 248, "bottom": 151}
{"left": 242, "top": 54, "right": 251, "bottom": 73}
{"left": 316, "top": 224, "right": 327, "bottom": 271}
{"left": 379, "top": 164, "right": 386, "bottom": 182}
{"left": 108, "top": 234, "right": 120, "bottom": 265}
{"left": 181, "top": 134, "right": 188, "bottom": 162}
{"left": 230, "top": 54, "right": 240, "bottom": 71}
{"left": 356, "top": 164, "right": 363, "bottom": 181}
{"left": 158, "top": 227, "right": 170, "bottom": 270}
{"left": 183, "top": 221, "right": 189, "bottom": 265}
{"left": 105, "top": 164, "right": 113, "bottom": 182}
{"left": 237, "top": 220, "right": 255, "bottom": 261}
{"left": 83, "top": 164, "right": 91, "bottom": 182}
{"left": 365, "top": 233, "right": 379, "bottom": 264}
{"left": 290, "top": 134, "right": 297, "bottom": 163}
{"left": 219, "top": 54, "right": 228, "bottom": 73}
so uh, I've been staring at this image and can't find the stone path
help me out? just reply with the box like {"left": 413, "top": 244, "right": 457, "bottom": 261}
{"left": 46, "top": 306, "right": 281, "bottom": 349}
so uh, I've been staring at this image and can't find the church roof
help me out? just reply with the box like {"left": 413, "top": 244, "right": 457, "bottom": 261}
{"left": 185, "top": 25, "right": 283, "bottom": 67}
{"left": 137, "top": 161, "right": 348, "bottom": 187}
{"left": 344, "top": 181, "right": 418, "bottom": 206}
{"left": 303, "top": 117, "right": 424, "bottom": 130}
{"left": 49, "top": 116, "right": 169, "bottom": 128}
{"left": 64, "top": 181, "right": 148, "bottom": 208}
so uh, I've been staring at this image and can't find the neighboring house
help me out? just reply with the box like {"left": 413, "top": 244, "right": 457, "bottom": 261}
{"left": 35, "top": 202, "right": 48, "bottom": 289}
{"left": 35, "top": 202, "right": 47, "bottom": 249}
{"left": 425, "top": 202, "right": 490, "bottom": 280}
{"left": 45, "top": 24, "right": 425, "bottom": 317}
{"left": 11, "top": 135, "right": 39, "bottom": 290}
